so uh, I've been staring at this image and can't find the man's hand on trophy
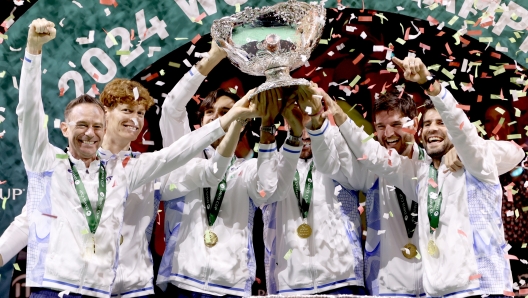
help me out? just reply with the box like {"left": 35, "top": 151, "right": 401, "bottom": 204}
{"left": 232, "top": 89, "right": 260, "bottom": 119}
{"left": 258, "top": 88, "right": 283, "bottom": 126}
{"left": 210, "top": 39, "right": 228, "bottom": 60}
{"left": 27, "top": 18, "right": 56, "bottom": 55}
{"left": 282, "top": 98, "right": 304, "bottom": 138}
{"left": 294, "top": 85, "right": 322, "bottom": 116}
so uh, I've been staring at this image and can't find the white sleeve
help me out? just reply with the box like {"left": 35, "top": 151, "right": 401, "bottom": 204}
{"left": 0, "top": 205, "right": 28, "bottom": 265}
{"left": 429, "top": 87, "right": 498, "bottom": 184}
{"left": 160, "top": 153, "right": 232, "bottom": 200}
{"left": 338, "top": 118, "right": 417, "bottom": 190}
{"left": 160, "top": 67, "right": 206, "bottom": 146}
{"left": 486, "top": 140, "right": 525, "bottom": 175}
{"left": 248, "top": 142, "right": 302, "bottom": 206}
{"left": 16, "top": 51, "right": 56, "bottom": 172}
{"left": 308, "top": 119, "right": 370, "bottom": 192}
{"left": 126, "top": 118, "right": 225, "bottom": 190}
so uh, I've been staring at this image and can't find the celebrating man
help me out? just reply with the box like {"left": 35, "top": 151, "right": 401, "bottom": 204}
{"left": 8, "top": 18, "right": 257, "bottom": 298}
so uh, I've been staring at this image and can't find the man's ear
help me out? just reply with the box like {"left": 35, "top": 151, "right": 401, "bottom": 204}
{"left": 412, "top": 116, "right": 419, "bottom": 131}
{"left": 60, "top": 122, "right": 69, "bottom": 138}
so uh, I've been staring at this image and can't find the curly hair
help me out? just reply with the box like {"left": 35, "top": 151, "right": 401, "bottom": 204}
{"left": 100, "top": 78, "right": 155, "bottom": 110}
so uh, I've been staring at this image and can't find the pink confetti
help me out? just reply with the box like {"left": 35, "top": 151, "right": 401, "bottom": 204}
{"left": 327, "top": 113, "right": 336, "bottom": 126}
{"left": 194, "top": 12, "right": 207, "bottom": 23}
{"left": 353, "top": 53, "right": 364, "bottom": 65}
{"left": 357, "top": 154, "right": 367, "bottom": 160}
{"left": 458, "top": 229, "right": 467, "bottom": 237}
{"left": 191, "top": 34, "right": 202, "bottom": 44}
{"left": 427, "top": 15, "right": 439, "bottom": 25}
{"left": 259, "top": 190, "right": 266, "bottom": 198}
{"left": 428, "top": 178, "right": 438, "bottom": 188}
{"left": 419, "top": 43, "right": 430, "bottom": 51}
{"left": 503, "top": 290, "right": 515, "bottom": 297}
{"left": 504, "top": 254, "right": 519, "bottom": 260}
{"left": 469, "top": 274, "right": 481, "bottom": 280}
{"left": 122, "top": 156, "right": 131, "bottom": 168}
{"left": 0, "top": 180, "right": 6, "bottom": 184}
{"left": 358, "top": 205, "right": 364, "bottom": 214}
{"left": 456, "top": 104, "right": 470, "bottom": 111}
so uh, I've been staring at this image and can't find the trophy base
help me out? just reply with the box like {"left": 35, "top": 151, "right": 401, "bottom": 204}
{"left": 255, "top": 66, "right": 310, "bottom": 95}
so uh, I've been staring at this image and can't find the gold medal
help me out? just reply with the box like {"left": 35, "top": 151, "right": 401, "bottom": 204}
{"left": 204, "top": 229, "right": 218, "bottom": 247}
{"left": 427, "top": 239, "right": 439, "bottom": 256}
{"left": 402, "top": 243, "right": 417, "bottom": 259}
{"left": 297, "top": 223, "right": 312, "bottom": 238}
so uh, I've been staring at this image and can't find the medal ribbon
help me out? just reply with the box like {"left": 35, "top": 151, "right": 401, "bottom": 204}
{"left": 427, "top": 163, "right": 443, "bottom": 234}
{"left": 204, "top": 157, "right": 236, "bottom": 227}
{"left": 293, "top": 161, "right": 314, "bottom": 219}
{"left": 395, "top": 187, "right": 418, "bottom": 239}
{"left": 69, "top": 156, "right": 107, "bottom": 235}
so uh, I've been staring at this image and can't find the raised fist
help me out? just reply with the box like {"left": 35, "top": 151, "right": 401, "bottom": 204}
{"left": 27, "top": 18, "right": 56, "bottom": 53}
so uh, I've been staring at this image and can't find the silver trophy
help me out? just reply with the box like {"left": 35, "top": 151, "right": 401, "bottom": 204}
{"left": 211, "top": 0, "right": 326, "bottom": 95}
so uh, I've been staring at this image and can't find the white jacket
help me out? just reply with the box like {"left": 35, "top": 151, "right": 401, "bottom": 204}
{"left": 156, "top": 66, "right": 299, "bottom": 296}
{"left": 14, "top": 51, "right": 226, "bottom": 298}
{"left": 0, "top": 149, "right": 161, "bottom": 298}
{"left": 262, "top": 119, "right": 365, "bottom": 295}
{"left": 338, "top": 86, "right": 522, "bottom": 298}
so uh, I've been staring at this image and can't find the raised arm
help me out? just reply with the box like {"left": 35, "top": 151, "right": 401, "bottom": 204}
{"left": 300, "top": 86, "right": 369, "bottom": 191}
{"left": 393, "top": 56, "right": 498, "bottom": 184}
{"left": 128, "top": 91, "right": 259, "bottom": 190}
{"left": 160, "top": 42, "right": 226, "bottom": 145}
{"left": 0, "top": 205, "right": 29, "bottom": 266}
{"left": 16, "top": 19, "right": 57, "bottom": 172}
{"left": 250, "top": 94, "right": 303, "bottom": 205}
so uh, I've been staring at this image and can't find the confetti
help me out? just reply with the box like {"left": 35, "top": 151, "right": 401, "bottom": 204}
{"left": 169, "top": 62, "right": 180, "bottom": 68}
{"left": 362, "top": 133, "right": 375, "bottom": 143}
{"left": 104, "top": 8, "right": 111, "bottom": 16}
{"left": 428, "top": 178, "right": 438, "bottom": 188}
{"left": 358, "top": 16, "right": 372, "bottom": 22}
{"left": 191, "top": 34, "right": 201, "bottom": 44}
{"left": 183, "top": 59, "right": 192, "bottom": 67}
{"left": 72, "top": 0, "right": 83, "bottom": 8}
{"left": 13, "top": 263, "right": 20, "bottom": 271}
{"left": 469, "top": 274, "right": 482, "bottom": 280}
{"left": 68, "top": 61, "right": 76, "bottom": 68}
{"left": 1, "top": 197, "right": 6, "bottom": 210}
{"left": 259, "top": 190, "right": 266, "bottom": 198}
{"left": 284, "top": 248, "right": 293, "bottom": 260}
{"left": 358, "top": 205, "right": 364, "bottom": 214}
{"left": 170, "top": 184, "right": 177, "bottom": 191}
{"left": 9, "top": 47, "right": 21, "bottom": 52}
{"left": 116, "top": 50, "right": 130, "bottom": 55}
{"left": 81, "top": 228, "right": 89, "bottom": 235}
{"left": 148, "top": 46, "right": 161, "bottom": 57}
{"left": 349, "top": 75, "right": 361, "bottom": 87}
{"left": 12, "top": 76, "right": 17, "bottom": 89}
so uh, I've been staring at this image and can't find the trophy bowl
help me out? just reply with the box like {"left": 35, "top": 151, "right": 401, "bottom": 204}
{"left": 211, "top": 0, "right": 326, "bottom": 95}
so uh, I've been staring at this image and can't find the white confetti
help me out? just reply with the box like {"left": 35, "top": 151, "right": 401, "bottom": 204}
{"left": 104, "top": 8, "right": 111, "bottom": 16}
{"left": 506, "top": 210, "right": 514, "bottom": 217}
{"left": 305, "top": 106, "right": 312, "bottom": 114}
{"left": 213, "top": 162, "right": 218, "bottom": 174}
{"left": 194, "top": 52, "right": 209, "bottom": 58}
{"left": 59, "top": 18, "right": 65, "bottom": 27}
{"left": 76, "top": 30, "right": 94, "bottom": 45}
{"left": 251, "top": 131, "right": 260, "bottom": 138}
{"left": 142, "top": 129, "right": 154, "bottom": 145}
{"left": 0, "top": 130, "right": 5, "bottom": 137}
{"left": 147, "top": 46, "right": 161, "bottom": 58}
{"left": 72, "top": 0, "right": 83, "bottom": 8}
{"left": 12, "top": 76, "right": 18, "bottom": 89}
{"left": 346, "top": 26, "right": 357, "bottom": 32}
{"left": 386, "top": 185, "right": 395, "bottom": 191}
{"left": 301, "top": 55, "right": 307, "bottom": 62}
{"left": 155, "top": 81, "right": 165, "bottom": 86}
{"left": 401, "top": 247, "right": 410, "bottom": 254}
{"left": 183, "top": 59, "right": 192, "bottom": 67}
{"left": 336, "top": 43, "right": 345, "bottom": 51}
{"left": 187, "top": 44, "right": 196, "bottom": 56}
{"left": 520, "top": 259, "right": 528, "bottom": 264}
{"left": 0, "top": 115, "right": 4, "bottom": 123}
{"left": 334, "top": 185, "right": 342, "bottom": 196}
{"left": 154, "top": 182, "right": 161, "bottom": 190}
{"left": 360, "top": 31, "right": 367, "bottom": 39}
{"left": 68, "top": 61, "right": 76, "bottom": 68}
{"left": 133, "top": 87, "right": 139, "bottom": 100}
{"left": 327, "top": 51, "right": 334, "bottom": 56}
{"left": 13, "top": 0, "right": 24, "bottom": 6}
{"left": 377, "top": 230, "right": 386, "bottom": 235}
{"left": 43, "top": 69, "right": 47, "bottom": 74}
{"left": 54, "top": 119, "right": 61, "bottom": 128}
{"left": 0, "top": 107, "right": 5, "bottom": 112}
{"left": 383, "top": 213, "right": 389, "bottom": 219}
{"left": 9, "top": 46, "right": 21, "bottom": 51}
{"left": 131, "top": 118, "right": 138, "bottom": 126}
{"left": 58, "top": 290, "right": 70, "bottom": 298}
{"left": 396, "top": 6, "right": 405, "bottom": 11}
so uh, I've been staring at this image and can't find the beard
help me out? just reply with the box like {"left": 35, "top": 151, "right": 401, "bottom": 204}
{"left": 425, "top": 141, "right": 453, "bottom": 159}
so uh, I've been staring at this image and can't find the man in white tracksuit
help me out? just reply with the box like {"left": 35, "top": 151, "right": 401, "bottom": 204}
{"left": 0, "top": 44, "right": 242, "bottom": 297}
{"left": 10, "top": 18, "right": 254, "bottom": 298}
{"left": 324, "top": 55, "right": 520, "bottom": 298}
{"left": 311, "top": 87, "right": 523, "bottom": 297}
{"left": 155, "top": 46, "right": 301, "bottom": 296}
{"left": 260, "top": 88, "right": 366, "bottom": 295}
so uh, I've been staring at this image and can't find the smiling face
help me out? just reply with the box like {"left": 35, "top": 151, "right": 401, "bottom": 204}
{"left": 421, "top": 108, "right": 453, "bottom": 159}
{"left": 61, "top": 103, "right": 106, "bottom": 161}
{"left": 105, "top": 103, "right": 146, "bottom": 143}
{"left": 374, "top": 110, "right": 417, "bottom": 157}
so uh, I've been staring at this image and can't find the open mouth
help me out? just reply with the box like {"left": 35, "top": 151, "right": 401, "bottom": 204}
{"left": 386, "top": 138, "right": 399, "bottom": 145}
{"left": 79, "top": 140, "right": 96, "bottom": 145}
{"left": 427, "top": 136, "right": 443, "bottom": 144}
{"left": 123, "top": 124, "right": 139, "bottom": 131}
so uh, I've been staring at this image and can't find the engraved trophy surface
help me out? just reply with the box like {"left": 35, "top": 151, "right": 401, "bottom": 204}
{"left": 211, "top": 0, "right": 326, "bottom": 95}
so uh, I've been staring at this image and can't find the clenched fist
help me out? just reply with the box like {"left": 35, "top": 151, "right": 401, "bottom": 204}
{"left": 27, "top": 18, "right": 56, "bottom": 54}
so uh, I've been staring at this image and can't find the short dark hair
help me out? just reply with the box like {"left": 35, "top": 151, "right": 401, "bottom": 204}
{"left": 64, "top": 94, "right": 105, "bottom": 121}
{"left": 197, "top": 88, "right": 241, "bottom": 121}
{"left": 420, "top": 98, "right": 437, "bottom": 128}
{"left": 373, "top": 88, "right": 417, "bottom": 120}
